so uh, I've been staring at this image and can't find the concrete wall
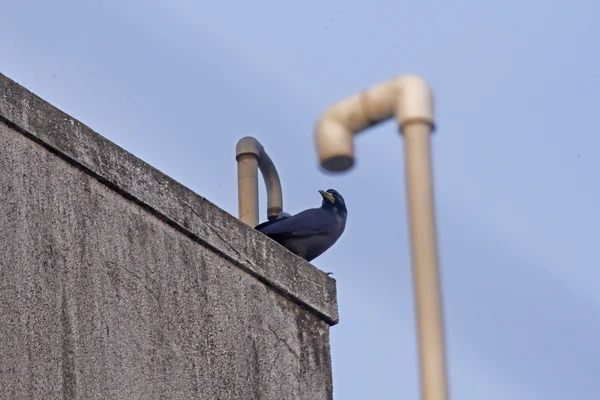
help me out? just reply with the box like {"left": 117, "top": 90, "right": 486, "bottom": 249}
{"left": 0, "top": 73, "right": 339, "bottom": 400}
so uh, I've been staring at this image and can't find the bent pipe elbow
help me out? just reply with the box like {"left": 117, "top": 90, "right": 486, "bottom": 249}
{"left": 314, "top": 75, "right": 435, "bottom": 172}
{"left": 236, "top": 136, "right": 284, "bottom": 222}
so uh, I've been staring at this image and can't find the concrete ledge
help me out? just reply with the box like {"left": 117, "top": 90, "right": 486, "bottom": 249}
{"left": 0, "top": 72, "right": 339, "bottom": 325}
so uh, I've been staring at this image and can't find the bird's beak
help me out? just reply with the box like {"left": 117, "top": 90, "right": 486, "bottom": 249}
{"left": 319, "top": 190, "right": 335, "bottom": 204}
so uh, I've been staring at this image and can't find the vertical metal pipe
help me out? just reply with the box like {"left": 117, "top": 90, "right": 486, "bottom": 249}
{"left": 313, "top": 75, "right": 448, "bottom": 400}
{"left": 257, "top": 151, "right": 284, "bottom": 220}
{"left": 403, "top": 122, "right": 448, "bottom": 400}
{"left": 237, "top": 154, "right": 259, "bottom": 227}
{"left": 236, "top": 136, "right": 284, "bottom": 227}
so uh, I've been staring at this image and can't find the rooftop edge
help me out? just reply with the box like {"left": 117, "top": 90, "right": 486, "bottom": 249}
{"left": 0, "top": 72, "right": 339, "bottom": 326}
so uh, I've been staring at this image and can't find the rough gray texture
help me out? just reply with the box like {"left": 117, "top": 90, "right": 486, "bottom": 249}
{"left": 0, "top": 73, "right": 337, "bottom": 399}
{"left": 0, "top": 73, "right": 338, "bottom": 325}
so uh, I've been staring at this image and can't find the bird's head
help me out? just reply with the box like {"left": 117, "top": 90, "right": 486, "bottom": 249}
{"left": 319, "top": 189, "right": 347, "bottom": 216}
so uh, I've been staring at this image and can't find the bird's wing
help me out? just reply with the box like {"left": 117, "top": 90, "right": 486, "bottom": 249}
{"left": 254, "top": 214, "right": 291, "bottom": 231}
{"left": 256, "top": 208, "right": 336, "bottom": 239}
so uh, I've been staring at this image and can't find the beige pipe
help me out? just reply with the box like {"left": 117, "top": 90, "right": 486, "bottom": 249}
{"left": 403, "top": 122, "right": 447, "bottom": 400}
{"left": 315, "top": 75, "right": 435, "bottom": 171}
{"left": 236, "top": 136, "right": 284, "bottom": 227}
{"left": 314, "top": 75, "right": 448, "bottom": 400}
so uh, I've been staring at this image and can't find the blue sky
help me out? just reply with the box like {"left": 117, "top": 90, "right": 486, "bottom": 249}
{"left": 3, "top": 1, "right": 600, "bottom": 398}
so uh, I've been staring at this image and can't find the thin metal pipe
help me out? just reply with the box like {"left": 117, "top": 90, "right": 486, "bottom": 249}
{"left": 257, "top": 150, "right": 283, "bottom": 219}
{"left": 403, "top": 122, "right": 448, "bottom": 400}
{"left": 236, "top": 136, "right": 284, "bottom": 227}
{"left": 236, "top": 153, "right": 260, "bottom": 227}
{"left": 313, "top": 75, "right": 448, "bottom": 400}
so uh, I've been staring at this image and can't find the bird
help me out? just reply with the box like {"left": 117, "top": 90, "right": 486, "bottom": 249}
{"left": 254, "top": 189, "right": 347, "bottom": 262}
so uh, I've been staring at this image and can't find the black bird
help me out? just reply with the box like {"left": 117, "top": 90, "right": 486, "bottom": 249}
{"left": 255, "top": 189, "right": 348, "bottom": 262}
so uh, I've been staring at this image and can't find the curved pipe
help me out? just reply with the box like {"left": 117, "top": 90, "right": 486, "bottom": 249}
{"left": 314, "top": 75, "right": 448, "bottom": 400}
{"left": 236, "top": 136, "right": 284, "bottom": 227}
{"left": 315, "top": 75, "right": 435, "bottom": 172}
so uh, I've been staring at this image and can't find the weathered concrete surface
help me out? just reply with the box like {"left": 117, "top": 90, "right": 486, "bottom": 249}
{"left": 0, "top": 73, "right": 338, "bottom": 325}
{"left": 0, "top": 73, "right": 338, "bottom": 400}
